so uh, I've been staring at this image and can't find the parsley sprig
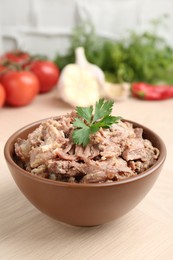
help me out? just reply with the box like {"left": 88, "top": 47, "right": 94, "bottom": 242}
{"left": 72, "top": 99, "right": 121, "bottom": 147}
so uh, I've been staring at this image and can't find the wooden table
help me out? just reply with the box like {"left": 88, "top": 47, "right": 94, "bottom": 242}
{"left": 0, "top": 91, "right": 173, "bottom": 260}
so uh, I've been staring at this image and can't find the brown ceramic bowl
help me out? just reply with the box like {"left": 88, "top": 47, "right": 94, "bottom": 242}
{"left": 4, "top": 118, "right": 166, "bottom": 226}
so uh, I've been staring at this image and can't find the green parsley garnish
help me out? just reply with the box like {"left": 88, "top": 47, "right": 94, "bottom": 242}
{"left": 72, "top": 98, "right": 122, "bottom": 147}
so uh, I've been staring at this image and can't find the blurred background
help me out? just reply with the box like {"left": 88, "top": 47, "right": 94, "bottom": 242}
{"left": 0, "top": 0, "right": 173, "bottom": 107}
{"left": 0, "top": 0, "right": 173, "bottom": 58}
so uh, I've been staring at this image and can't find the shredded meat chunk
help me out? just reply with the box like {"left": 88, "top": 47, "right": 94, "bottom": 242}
{"left": 14, "top": 112, "right": 160, "bottom": 183}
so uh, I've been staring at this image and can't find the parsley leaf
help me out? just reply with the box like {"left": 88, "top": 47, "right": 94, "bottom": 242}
{"left": 92, "top": 98, "right": 114, "bottom": 122}
{"left": 73, "top": 118, "right": 88, "bottom": 128}
{"left": 76, "top": 106, "right": 93, "bottom": 124}
{"left": 72, "top": 128, "right": 90, "bottom": 147}
{"left": 72, "top": 98, "right": 121, "bottom": 147}
{"left": 90, "top": 115, "right": 122, "bottom": 134}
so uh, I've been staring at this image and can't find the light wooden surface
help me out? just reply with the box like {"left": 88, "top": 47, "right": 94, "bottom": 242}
{"left": 0, "top": 91, "right": 173, "bottom": 260}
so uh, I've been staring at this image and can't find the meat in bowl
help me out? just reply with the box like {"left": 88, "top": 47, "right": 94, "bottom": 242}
{"left": 14, "top": 111, "right": 159, "bottom": 184}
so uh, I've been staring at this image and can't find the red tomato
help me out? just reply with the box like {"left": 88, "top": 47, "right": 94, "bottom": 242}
{"left": 0, "top": 64, "right": 8, "bottom": 81}
{"left": 1, "top": 50, "right": 30, "bottom": 65}
{"left": 1, "top": 71, "right": 39, "bottom": 107}
{"left": 29, "top": 61, "right": 60, "bottom": 93}
{"left": 0, "top": 83, "right": 6, "bottom": 107}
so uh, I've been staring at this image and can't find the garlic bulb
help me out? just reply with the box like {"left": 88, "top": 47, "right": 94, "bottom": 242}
{"left": 75, "top": 47, "right": 105, "bottom": 89}
{"left": 57, "top": 47, "right": 105, "bottom": 107}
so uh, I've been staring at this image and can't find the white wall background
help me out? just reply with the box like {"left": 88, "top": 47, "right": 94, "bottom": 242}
{"left": 0, "top": 0, "right": 173, "bottom": 59}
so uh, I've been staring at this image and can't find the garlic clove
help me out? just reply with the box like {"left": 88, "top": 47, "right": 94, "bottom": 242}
{"left": 102, "top": 82, "right": 131, "bottom": 101}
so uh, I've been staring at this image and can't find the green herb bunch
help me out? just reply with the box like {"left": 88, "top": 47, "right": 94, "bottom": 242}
{"left": 54, "top": 16, "right": 173, "bottom": 85}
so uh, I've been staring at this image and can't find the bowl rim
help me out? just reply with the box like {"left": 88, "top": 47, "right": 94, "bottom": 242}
{"left": 4, "top": 117, "right": 167, "bottom": 188}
